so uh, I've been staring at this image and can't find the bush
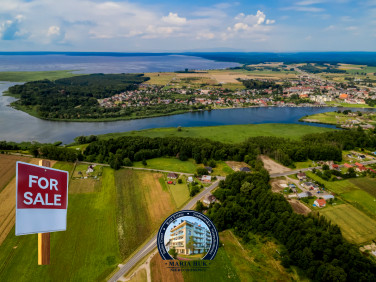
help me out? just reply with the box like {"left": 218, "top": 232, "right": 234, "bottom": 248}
{"left": 196, "top": 167, "right": 209, "bottom": 176}
{"left": 178, "top": 178, "right": 183, "bottom": 184}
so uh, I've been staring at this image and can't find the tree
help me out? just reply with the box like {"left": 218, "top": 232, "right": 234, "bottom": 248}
{"left": 322, "top": 164, "right": 329, "bottom": 170}
{"left": 123, "top": 158, "right": 132, "bottom": 166}
{"left": 178, "top": 178, "right": 183, "bottom": 184}
{"left": 187, "top": 236, "right": 197, "bottom": 255}
{"left": 196, "top": 167, "right": 209, "bottom": 176}
{"left": 195, "top": 201, "right": 206, "bottom": 213}
{"left": 168, "top": 247, "right": 178, "bottom": 259}
{"left": 208, "top": 159, "right": 217, "bottom": 168}
{"left": 142, "top": 159, "right": 147, "bottom": 166}
{"left": 240, "top": 182, "right": 254, "bottom": 195}
{"left": 177, "top": 126, "right": 182, "bottom": 132}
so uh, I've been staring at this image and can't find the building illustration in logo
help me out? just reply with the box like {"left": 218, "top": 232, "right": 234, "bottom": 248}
{"left": 168, "top": 219, "right": 212, "bottom": 255}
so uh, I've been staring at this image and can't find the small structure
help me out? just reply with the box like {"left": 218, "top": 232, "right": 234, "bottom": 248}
{"left": 87, "top": 165, "right": 94, "bottom": 174}
{"left": 239, "top": 167, "right": 251, "bottom": 172}
{"left": 205, "top": 166, "right": 213, "bottom": 174}
{"left": 203, "top": 194, "right": 217, "bottom": 206}
{"left": 357, "top": 166, "right": 367, "bottom": 172}
{"left": 167, "top": 173, "right": 178, "bottom": 179}
{"left": 201, "top": 175, "right": 212, "bottom": 182}
{"left": 187, "top": 176, "right": 194, "bottom": 183}
{"left": 298, "top": 192, "right": 312, "bottom": 198}
{"left": 314, "top": 199, "right": 326, "bottom": 207}
{"left": 297, "top": 172, "right": 307, "bottom": 180}
{"left": 322, "top": 195, "right": 335, "bottom": 200}
{"left": 358, "top": 155, "right": 366, "bottom": 160}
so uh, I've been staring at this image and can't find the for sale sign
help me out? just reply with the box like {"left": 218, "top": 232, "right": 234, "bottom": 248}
{"left": 16, "top": 161, "right": 69, "bottom": 235}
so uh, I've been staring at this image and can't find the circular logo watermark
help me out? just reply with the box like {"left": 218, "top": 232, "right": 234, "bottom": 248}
{"left": 157, "top": 210, "right": 219, "bottom": 261}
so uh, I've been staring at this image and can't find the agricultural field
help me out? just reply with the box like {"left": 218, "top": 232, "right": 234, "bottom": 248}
{"left": 115, "top": 169, "right": 176, "bottom": 258}
{"left": 0, "top": 154, "right": 31, "bottom": 192}
{"left": 349, "top": 177, "right": 376, "bottom": 198}
{"left": 341, "top": 190, "right": 376, "bottom": 218}
{"left": 305, "top": 172, "right": 358, "bottom": 194}
{"left": 150, "top": 255, "right": 184, "bottom": 282}
{"left": 99, "top": 123, "right": 335, "bottom": 143}
{"left": 0, "top": 167, "right": 121, "bottom": 281}
{"left": 0, "top": 70, "right": 77, "bottom": 82}
{"left": 319, "top": 204, "right": 376, "bottom": 244}
{"left": 166, "top": 176, "right": 190, "bottom": 208}
{"left": 133, "top": 158, "right": 197, "bottom": 173}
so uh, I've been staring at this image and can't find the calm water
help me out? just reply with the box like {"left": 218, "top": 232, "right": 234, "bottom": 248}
{"left": 0, "top": 54, "right": 239, "bottom": 73}
{"left": 1, "top": 80, "right": 368, "bottom": 144}
{"left": 0, "top": 54, "right": 375, "bottom": 144}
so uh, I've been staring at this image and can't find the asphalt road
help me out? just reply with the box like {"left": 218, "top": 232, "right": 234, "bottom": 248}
{"left": 108, "top": 177, "right": 224, "bottom": 282}
{"left": 270, "top": 160, "right": 376, "bottom": 178}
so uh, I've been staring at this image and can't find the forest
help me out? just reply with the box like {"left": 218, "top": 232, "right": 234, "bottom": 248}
{"left": 206, "top": 171, "right": 376, "bottom": 281}
{"left": 7, "top": 73, "right": 149, "bottom": 120}
{"left": 298, "top": 64, "right": 346, "bottom": 74}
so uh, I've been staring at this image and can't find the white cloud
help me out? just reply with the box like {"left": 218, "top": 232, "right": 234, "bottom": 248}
{"left": 47, "top": 26, "right": 60, "bottom": 36}
{"left": 162, "top": 12, "right": 186, "bottom": 25}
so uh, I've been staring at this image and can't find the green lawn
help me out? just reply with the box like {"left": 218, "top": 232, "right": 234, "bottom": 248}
{"left": 0, "top": 70, "right": 77, "bottom": 82}
{"left": 166, "top": 176, "right": 190, "bottom": 208}
{"left": 305, "top": 172, "right": 359, "bottom": 194}
{"left": 98, "top": 124, "right": 335, "bottom": 143}
{"left": 53, "top": 161, "right": 75, "bottom": 175}
{"left": 320, "top": 204, "right": 376, "bottom": 244}
{"left": 133, "top": 157, "right": 197, "bottom": 173}
{"left": 0, "top": 167, "right": 121, "bottom": 281}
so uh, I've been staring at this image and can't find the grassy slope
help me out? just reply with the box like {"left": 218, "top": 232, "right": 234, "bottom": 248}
{"left": 183, "top": 230, "right": 301, "bottom": 282}
{"left": 0, "top": 70, "right": 77, "bottom": 82}
{"left": 0, "top": 166, "right": 121, "bottom": 281}
{"left": 99, "top": 123, "right": 334, "bottom": 143}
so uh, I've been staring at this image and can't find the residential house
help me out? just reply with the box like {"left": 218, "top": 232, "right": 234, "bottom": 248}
{"left": 344, "top": 163, "right": 353, "bottom": 168}
{"left": 205, "top": 167, "right": 213, "bottom": 174}
{"left": 330, "top": 164, "right": 340, "bottom": 170}
{"left": 187, "top": 176, "right": 194, "bottom": 183}
{"left": 203, "top": 194, "right": 217, "bottom": 206}
{"left": 297, "top": 172, "right": 307, "bottom": 180}
{"left": 201, "top": 175, "right": 212, "bottom": 182}
{"left": 314, "top": 199, "right": 326, "bottom": 207}
{"left": 168, "top": 173, "right": 178, "bottom": 179}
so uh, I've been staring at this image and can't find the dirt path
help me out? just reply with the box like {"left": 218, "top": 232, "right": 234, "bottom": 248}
{"left": 260, "top": 155, "right": 291, "bottom": 174}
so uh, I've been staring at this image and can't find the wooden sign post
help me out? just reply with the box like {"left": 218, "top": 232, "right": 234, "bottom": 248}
{"left": 15, "top": 160, "right": 69, "bottom": 265}
{"left": 38, "top": 160, "right": 51, "bottom": 265}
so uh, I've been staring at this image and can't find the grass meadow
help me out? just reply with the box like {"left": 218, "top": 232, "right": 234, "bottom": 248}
{"left": 99, "top": 123, "right": 334, "bottom": 143}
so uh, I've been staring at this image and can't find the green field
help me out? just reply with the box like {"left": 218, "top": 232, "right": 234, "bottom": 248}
{"left": 0, "top": 70, "right": 77, "bottom": 82}
{"left": 166, "top": 176, "right": 190, "bottom": 207}
{"left": 350, "top": 178, "right": 376, "bottom": 198}
{"left": 320, "top": 204, "right": 376, "bottom": 244}
{"left": 133, "top": 157, "right": 197, "bottom": 173}
{"left": 115, "top": 169, "right": 176, "bottom": 258}
{"left": 53, "top": 161, "right": 75, "bottom": 175}
{"left": 341, "top": 190, "right": 376, "bottom": 218}
{"left": 0, "top": 167, "right": 121, "bottom": 281}
{"left": 99, "top": 123, "right": 335, "bottom": 143}
{"left": 325, "top": 101, "right": 376, "bottom": 108}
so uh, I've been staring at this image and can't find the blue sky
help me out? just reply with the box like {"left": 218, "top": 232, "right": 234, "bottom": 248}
{"left": 0, "top": 0, "right": 375, "bottom": 52}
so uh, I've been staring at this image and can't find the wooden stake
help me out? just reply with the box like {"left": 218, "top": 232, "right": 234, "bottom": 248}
{"left": 38, "top": 159, "right": 51, "bottom": 265}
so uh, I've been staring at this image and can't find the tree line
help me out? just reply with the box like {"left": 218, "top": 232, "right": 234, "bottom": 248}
{"left": 206, "top": 171, "right": 376, "bottom": 281}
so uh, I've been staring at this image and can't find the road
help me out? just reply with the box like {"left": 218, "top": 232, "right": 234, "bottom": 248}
{"left": 108, "top": 177, "right": 225, "bottom": 282}
{"left": 270, "top": 160, "right": 376, "bottom": 178}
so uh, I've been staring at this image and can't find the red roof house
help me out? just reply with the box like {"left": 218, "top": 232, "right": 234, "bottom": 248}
{"left": 314, "top": 199, "right": 327, "bottom": 207}
{"left": 344, "top": 163, "right": 353, "bottom": 168}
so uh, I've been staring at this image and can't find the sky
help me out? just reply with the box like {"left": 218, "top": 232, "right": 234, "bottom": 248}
{"left": 0, "top": 0, "right": 375, "bottom": 52}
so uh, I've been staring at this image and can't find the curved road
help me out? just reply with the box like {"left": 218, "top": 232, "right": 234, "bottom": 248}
{"left": 108, "top": 177, "right": 224, "bottom": 282}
